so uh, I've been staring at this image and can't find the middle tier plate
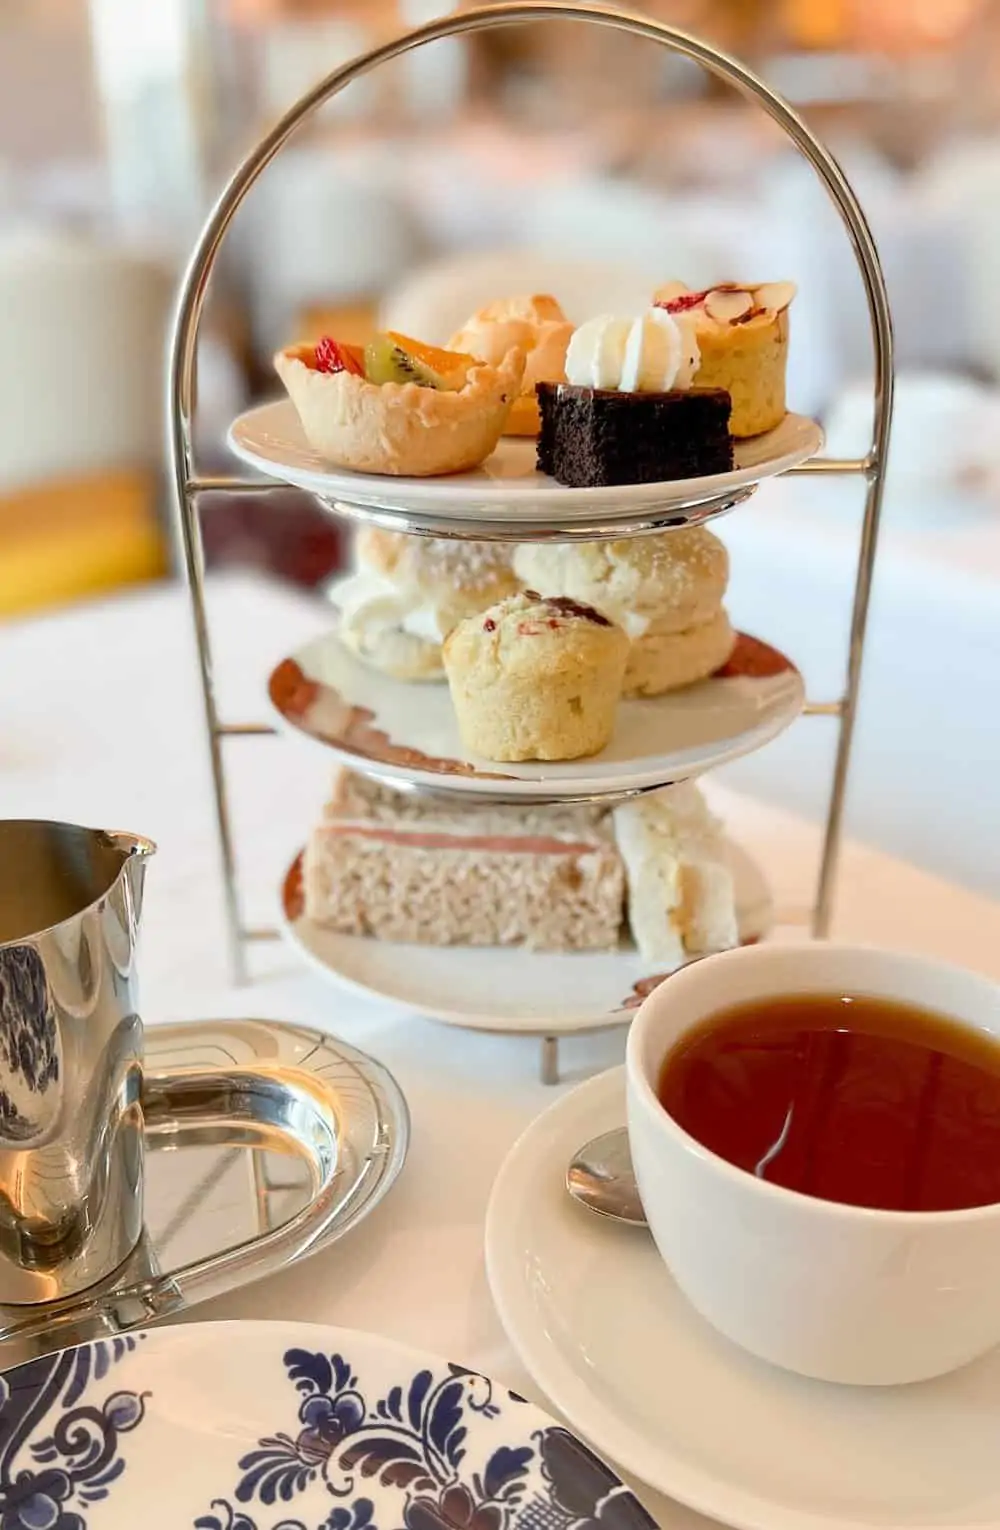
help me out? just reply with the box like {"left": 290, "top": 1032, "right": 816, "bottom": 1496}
{"left": 228, "top": 400, "right": 823, "bottom": 541}
{"left": 267, "top": 627, "right": 804, "bottom": 800}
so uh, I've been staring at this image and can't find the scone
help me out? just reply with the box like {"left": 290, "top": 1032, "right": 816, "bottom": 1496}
{"left": 443, "top": 591, "right": 628, "bottom": 761}
{"left": 514, "top": 530, "right": 735, "bottom": 696}
{"left": 450, "top": 294, "right": 573, "bottom": 437}
{"left": 536, "top": 309, "right": 733, "bottom": 486}
{"left": 623, "top": 609, "right": 735, "bottom": 697}
{"left": 275, "top": 331, "right": 524, "bottom": 476}
{"left": 514, "top": 530, "right": 728, "bottom": 638}
{"left": 331, "top": 528, "right": 519, "bottom": 681}
{"left": 653, "top": 281, "right": 796, "bottom": 437}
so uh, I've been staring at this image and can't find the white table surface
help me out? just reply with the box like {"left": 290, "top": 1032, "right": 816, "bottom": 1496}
{"left": 716, "top": 474, "right": 1000, "bottom": 899}
{"left": 4, "top": 573, "right": 1000, "bottom": 1528}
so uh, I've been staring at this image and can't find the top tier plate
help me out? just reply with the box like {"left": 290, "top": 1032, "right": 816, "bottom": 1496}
{"left": 227, "top": 399, "right": 824, "bottom": 541}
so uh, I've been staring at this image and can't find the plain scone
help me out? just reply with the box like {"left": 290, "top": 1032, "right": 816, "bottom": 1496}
{"left": 443, "top": 591, "right": 629, "bottom": 761}
{"left": 513, "top": 530, "right": 734, "bottom": 696}
{"left": 303, "top": 773, "right": 624, "bottom": 950}
{"left": 624, "top": 609, "right": 735, "bottom": 697}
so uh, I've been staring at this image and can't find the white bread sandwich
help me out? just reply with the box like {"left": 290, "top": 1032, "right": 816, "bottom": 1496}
{"left": 612, "top": 784, "right": 739, "bottom": 965}
{"left": 303, "top": 771, "right": 625, "bottom": 950}
{"left": 329, "top": 527, "right": 519, "bottom": 682}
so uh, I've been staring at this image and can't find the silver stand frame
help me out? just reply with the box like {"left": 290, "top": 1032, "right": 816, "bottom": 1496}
{"left": 167, "top": 2, "right": 894, "bottom": 1085}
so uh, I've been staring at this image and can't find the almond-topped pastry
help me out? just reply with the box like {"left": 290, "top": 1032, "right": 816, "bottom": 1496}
{"left": 443, "top": 590, "right": 628, "bottom": 762}
{"left": 274, "top": 331, "right": 525, "bottom": 477}
{"left": 449, "top": 295, "right": 573, "bottom": 438}
{"left": 653, "top": 280, "right": 796, "bottom": 437}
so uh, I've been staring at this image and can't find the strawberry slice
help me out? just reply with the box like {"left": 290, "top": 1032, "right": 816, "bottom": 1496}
{"left": 314, "top": 336, "right": 364, "bottom": 376}
{"left": 655, "top": 289, "right": 710, "bottom": 315}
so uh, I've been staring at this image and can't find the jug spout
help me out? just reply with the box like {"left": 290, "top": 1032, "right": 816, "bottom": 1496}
{"left": 0, "top": 822, "right": 155, "bottom": 949}
{"left": 105, "top": 831, "right": 156, "bottom": 862}
{"left": 104, "top": 830, "right": 156, "bottom": 930}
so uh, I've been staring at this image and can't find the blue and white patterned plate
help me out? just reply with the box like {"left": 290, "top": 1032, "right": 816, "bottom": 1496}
{"left": 0, "top": 1321, "right": 657, "bottom": 1530}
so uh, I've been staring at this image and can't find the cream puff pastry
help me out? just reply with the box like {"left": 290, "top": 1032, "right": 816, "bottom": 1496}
{"left": 449, "top": 295, "right": 572, "bottom": 437}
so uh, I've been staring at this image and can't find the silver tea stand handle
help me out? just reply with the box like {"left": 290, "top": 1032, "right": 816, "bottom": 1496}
{"left": 166, "top": 1, "right": 894, "bottom": 1087}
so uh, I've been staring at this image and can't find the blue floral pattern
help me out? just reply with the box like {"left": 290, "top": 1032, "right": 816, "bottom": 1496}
{"left": 195, "top": 1348, "right": 656, "bottom": 1530}
{"left": 0, "top": 1336, "right": 147, "bottom": 1528}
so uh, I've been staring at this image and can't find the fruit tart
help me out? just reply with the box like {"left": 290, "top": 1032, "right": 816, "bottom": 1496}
{"left": 449, "top": 295, "right": 573, "bottom": 438}
{"left": 653, "top": 280, "right": 796, "bottom": 437}
{"left": 274, "top": 331, "right": 525, "bottom": 477}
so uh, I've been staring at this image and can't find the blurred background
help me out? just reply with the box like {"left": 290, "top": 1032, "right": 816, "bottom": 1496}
{"left": 2, "top": 0, "right": 999, "bottom": 892}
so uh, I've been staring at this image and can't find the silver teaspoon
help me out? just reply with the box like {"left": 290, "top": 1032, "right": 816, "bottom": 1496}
{"left": 566, "top": 1127, "right": 648, "bottom": 1226}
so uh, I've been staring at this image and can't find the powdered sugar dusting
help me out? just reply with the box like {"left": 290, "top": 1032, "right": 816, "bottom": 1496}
{"left": 411, "top": 537, "right": 513, "bottom": 590}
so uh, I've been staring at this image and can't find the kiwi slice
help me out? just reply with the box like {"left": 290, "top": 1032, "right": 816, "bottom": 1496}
{"left": 364, "top": 334, "right": 449, "bottom": 390}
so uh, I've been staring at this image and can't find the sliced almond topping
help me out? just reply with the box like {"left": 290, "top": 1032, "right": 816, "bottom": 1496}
{"left": 733, "top": 306, "right": 772, "bottom": 327}
{"left": 704, "top": 288, "right": 754, "bottom": 323}
{"left": 752, "top": 280, "right": 797, "bottom": 313}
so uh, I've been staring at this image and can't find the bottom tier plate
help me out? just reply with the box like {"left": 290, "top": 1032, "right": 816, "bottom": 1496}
{"left": 279, "top": 842, "right": 772, "bottom": 1036}
{"left": 0, "top": 1018, "right": 409, "bottom": 1367}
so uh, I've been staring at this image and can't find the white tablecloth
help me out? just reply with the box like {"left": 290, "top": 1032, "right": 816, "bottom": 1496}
{"left": 716, "top": 475, "right": 1000, "bottom": 899}
{"left": 4, "top": 574, "right": 1000, "bottom": 1528}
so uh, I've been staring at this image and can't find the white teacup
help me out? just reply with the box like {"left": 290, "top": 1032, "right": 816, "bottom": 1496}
{"left": 626, "top": 943, "right": 1000, "bottom": 1386}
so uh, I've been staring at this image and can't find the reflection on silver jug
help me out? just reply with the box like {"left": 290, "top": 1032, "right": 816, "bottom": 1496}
{"left": 0, "top": 822, "right": 154, "bottom": 1303}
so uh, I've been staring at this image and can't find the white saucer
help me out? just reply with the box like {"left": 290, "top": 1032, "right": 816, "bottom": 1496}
{"left": 485, "top": 1066, "right": 1000, "bottom": 1530}
{"left": 266, "top": 627, "right": 804, "bottom": 800}
{"left": 278, "top": 841, "right": 772, "bottom": 1035}
{"left": 228, "top": 400, "right": 823, "bottom": 539}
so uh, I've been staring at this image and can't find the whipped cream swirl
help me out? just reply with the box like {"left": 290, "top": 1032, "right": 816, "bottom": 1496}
{"left": 331, "top": 569, "right": 446, "bottom": 645}
{"left": 564, "top": 308, "right": 700, "bottom": 393}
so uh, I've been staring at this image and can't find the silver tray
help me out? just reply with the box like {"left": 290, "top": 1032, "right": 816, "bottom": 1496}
{"left": 0, "top": 1017, "right": 409, "bottom": 1367}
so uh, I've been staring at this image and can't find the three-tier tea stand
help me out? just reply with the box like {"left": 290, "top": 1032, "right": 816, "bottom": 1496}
{"left": 167, "top": 1, "right": 893, "bottom": 1085}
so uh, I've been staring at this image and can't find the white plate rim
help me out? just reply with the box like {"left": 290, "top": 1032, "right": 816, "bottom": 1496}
{"left": 228, "top": 399, "right": 824, "bottom": 522}
{"left": 8, "top": 1318, "right": 658, "bottom": 1528}
{"left": 277, "top": 844, "right": 773, "bottom": 1035}
{"left": 484, "top": 1066, "right": 983, "bottom": 1530}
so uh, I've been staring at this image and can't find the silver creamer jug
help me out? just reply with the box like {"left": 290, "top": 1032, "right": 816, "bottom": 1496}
{"left": 0, "top": 821, "right": 154, "bottom": 1303}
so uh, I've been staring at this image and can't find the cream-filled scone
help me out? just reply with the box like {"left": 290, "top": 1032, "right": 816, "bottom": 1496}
{"left": 443, "top": 591, "right": 628, "bottom": 761}
{"left": 653, "top": 281, "right": 796, "bottom": 437}
{"left": 513, "top": 529, "right": 728, "bottom": 639}
{"left": 331, "top": 529, "right": 519, "bottom": 681}
{"left": 513, "top": 529, "right": 734, "bottom": 696}
{"left": 613, "top": 784, "right": 739, "bottom": 965}
{"left": 622, "top": 609, "right": 735, "bottom": 697}
{"left": 275, "top": 331, "right": 524, "bottom": 476}
{"left": 449, "top": 295, "right": 573, "bottom": 437}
